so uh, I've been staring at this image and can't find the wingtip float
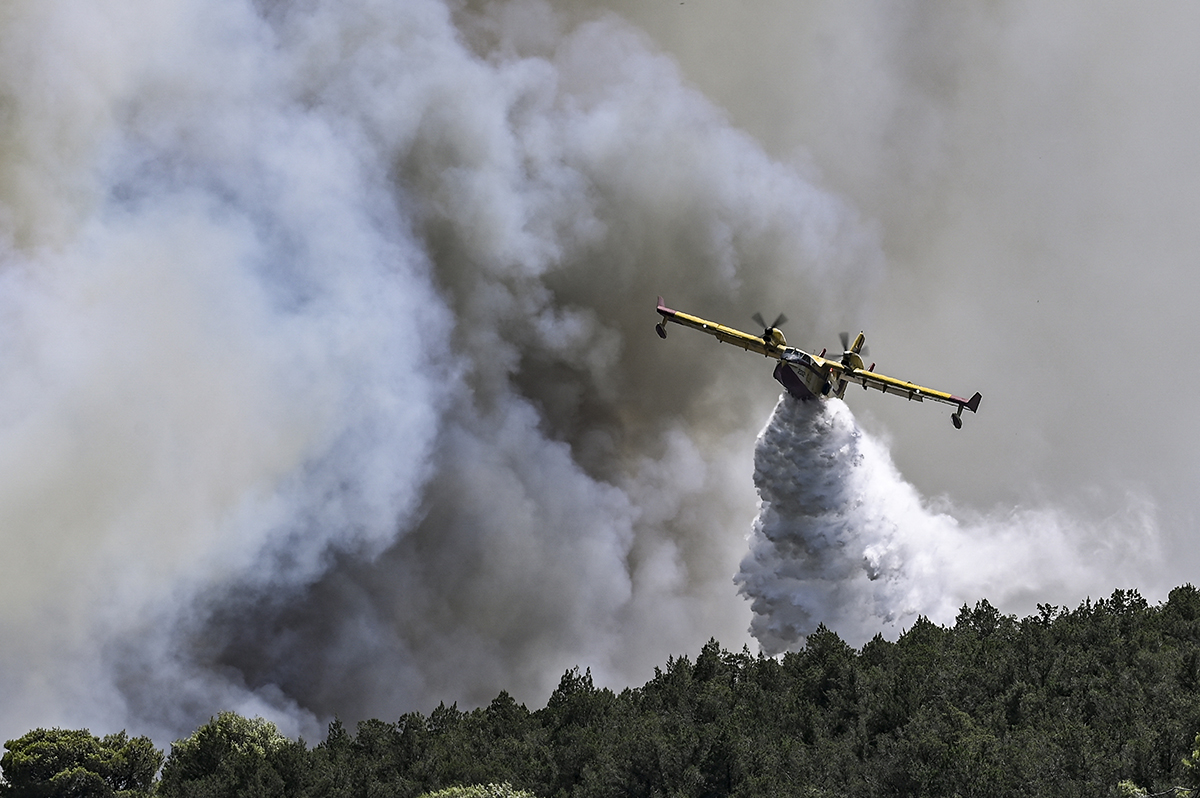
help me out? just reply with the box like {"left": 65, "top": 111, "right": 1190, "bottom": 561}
{"left": 655, "top": 296, "right": 982, "bottom": 429}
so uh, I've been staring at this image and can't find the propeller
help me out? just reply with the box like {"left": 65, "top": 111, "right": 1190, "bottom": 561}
{"left": 838, "top": 331, "right": 869, "bottom": 357}
{"left": 753, "top": 312, "right": 788, "bottom": 331}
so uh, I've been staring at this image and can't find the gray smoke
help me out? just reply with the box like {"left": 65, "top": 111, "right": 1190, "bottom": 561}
{"left": 737, "top": 396, "right": 1159, "bottom": 654}
{"left": 0, "top": 0, "right": 1183, "bottom": 747}
{"left": 0, "top": 0, "right": 877, "bottom": 743}
{"left": 593, "top": 0, "right": 1200, "bottom": 543}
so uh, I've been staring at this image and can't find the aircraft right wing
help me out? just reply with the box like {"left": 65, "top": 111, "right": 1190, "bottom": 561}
{"left": 655, "top": 297, "right": 784, "bottom": 359}
{"left": 834, "top": 363, "right": 982, "bottom": 417}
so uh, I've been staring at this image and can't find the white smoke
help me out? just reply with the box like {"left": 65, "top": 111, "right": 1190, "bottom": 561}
{"left": 0, "top": 0, "right": 1174, "bottom": 748}
{"left": 0, "top": 0, "right": 880, "bottom": 743}
{"left": 0, "top": 0, "right": 455, "bottom": 740}
{"left": 737, "top": 395, "right": 1161, "bottom": 653}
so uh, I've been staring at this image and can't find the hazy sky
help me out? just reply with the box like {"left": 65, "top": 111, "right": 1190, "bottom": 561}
{"left": 595, "top": 1, "right": 1200, "bottom": 548}
{"left": 0, "top": 0, "right": 1195, "bottom": 745}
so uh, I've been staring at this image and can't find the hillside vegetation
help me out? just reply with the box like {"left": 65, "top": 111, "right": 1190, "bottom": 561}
{"left": 5, "top": 586, "right": 1200, "bottom": 797}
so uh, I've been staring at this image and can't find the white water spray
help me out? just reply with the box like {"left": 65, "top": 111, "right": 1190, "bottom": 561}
{"left": 737, "top": 396, "right": 1162, "bottom": 653}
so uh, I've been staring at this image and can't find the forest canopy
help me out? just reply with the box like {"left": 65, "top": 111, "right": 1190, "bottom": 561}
{"left": 5, "top": 586, "right": 1200, "bottom": 798}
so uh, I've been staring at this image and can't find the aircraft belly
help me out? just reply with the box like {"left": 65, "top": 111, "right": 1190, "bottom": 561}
{"left": 773, "top": 360, "right": 824, "bottom": 401}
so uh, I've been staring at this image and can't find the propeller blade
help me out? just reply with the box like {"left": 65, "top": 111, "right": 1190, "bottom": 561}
{"left": 771, "top": 313, "right": 788, "bottom": 329}
{"left": 752, "top": 312, "right": 767, "bottom": 329}
{"left": 839, "top": 331, "right": 850, "bottom": 350}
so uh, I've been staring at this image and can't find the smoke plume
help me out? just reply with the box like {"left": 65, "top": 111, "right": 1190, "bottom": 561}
{"left": 0, "top": 0, "right": 1180, "bottom": 747}
{"left": 0, "top": 0, "right": 879, "bottom": 743}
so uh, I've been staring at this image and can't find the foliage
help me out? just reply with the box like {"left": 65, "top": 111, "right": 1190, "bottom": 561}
{"left": 11, "top": 586, "right": 1200, "bottom": 797}
{"left": 157, "top": 712, "right": 309, "bottom": 798}
{"left": 0, "top": 728, "right": 161, "bottom": 798}
{"left": 291, "top": 588, "right": 1200, "bottom": 798}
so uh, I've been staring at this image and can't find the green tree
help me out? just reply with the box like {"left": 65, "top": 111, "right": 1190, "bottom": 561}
{"left": 157, "top": 712, "right": 309, "bottom": 798}
{"left": 0, "top": 728, "right": 161, "bottom": 798}
{"left": 1182, "top": 729, "right": 1200, "bottom": 792}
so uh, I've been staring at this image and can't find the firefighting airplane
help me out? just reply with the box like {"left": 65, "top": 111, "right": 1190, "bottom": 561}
{"left": 655, "top": 297, "right": 982, "bottom": 428}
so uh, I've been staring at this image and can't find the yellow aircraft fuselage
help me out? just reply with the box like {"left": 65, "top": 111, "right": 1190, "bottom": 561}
{"left": 655, "top": 297, "right": 982, "bottom": 428}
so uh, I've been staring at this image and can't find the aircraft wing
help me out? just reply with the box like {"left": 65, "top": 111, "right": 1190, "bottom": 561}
{"left": 832, "top": 362, "right": 982, "bottom": 415}
{"left": 655, "top": 297, "right": 784, "bottom": 359}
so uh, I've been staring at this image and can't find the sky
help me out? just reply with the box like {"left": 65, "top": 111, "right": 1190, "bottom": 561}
{"left": 598, "top": 0, "right": 1200, "bottom": 539}
{"left": 0, "top": 0, "right": 1196, "bottom": 746}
